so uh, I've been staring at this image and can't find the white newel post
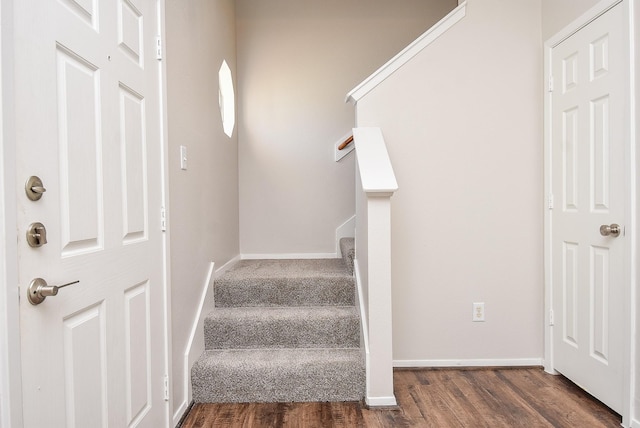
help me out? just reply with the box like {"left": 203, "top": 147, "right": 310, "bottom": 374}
{"left": 353, "top": 127, "right": 398, "bottom": 406}
{"left": 365, "top": 193, "right": 396, "bottom": 405}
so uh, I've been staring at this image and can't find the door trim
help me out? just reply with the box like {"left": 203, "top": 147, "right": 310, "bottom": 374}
{"left": 0, "top": 0, "right": 24, "bottom": 425}
{"left": 156, "top": 0, "right": 173, "bottom": 425}
{"left": 543, "top": 0, "right": 635, "bottom": 425}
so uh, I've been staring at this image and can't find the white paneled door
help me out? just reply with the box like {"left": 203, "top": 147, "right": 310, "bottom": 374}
{"left": 550, "top": 3, "right": 627, "bottom": 413}
{"left": 14, "top": 0, "right": 168, "bottom": 427}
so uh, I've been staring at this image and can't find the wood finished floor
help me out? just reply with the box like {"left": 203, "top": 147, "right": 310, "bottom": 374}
{"left": 180, "top": 367, "right": 622, "bottom": 427}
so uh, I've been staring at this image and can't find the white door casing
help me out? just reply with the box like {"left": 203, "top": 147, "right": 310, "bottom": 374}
{"left": 14, "top": 0, "right": 168, "bottom": 427}
{"left": 546, "top": 1, "right": 629, "bottom": 415}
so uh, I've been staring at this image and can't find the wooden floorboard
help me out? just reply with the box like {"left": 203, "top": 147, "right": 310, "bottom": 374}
{"left": 180, "top": 367, "right": 622, "bottom": 427}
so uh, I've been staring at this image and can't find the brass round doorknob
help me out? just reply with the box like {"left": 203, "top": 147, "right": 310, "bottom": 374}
{"left": 599, "top": 224, "right": 621, "bottom": 237}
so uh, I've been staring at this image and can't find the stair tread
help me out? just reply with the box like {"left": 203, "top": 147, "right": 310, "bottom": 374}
{"left": 217, "top": 259, "right": 352, "bottom": 280}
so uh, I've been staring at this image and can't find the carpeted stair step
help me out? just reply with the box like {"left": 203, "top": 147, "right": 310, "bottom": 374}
{"left": 204, "top": 306, "right": 360, "bottom": 349}
{"left": 191, "top": 348, "right": 365, "bottom": 403}
{"left": 215, "top": 259, "right": 355, "bottom": 307}
{"left": 339, "top": 238, "right": 355, "bottom": 275}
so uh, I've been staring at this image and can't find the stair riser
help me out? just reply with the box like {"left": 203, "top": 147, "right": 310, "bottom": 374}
{"left": 215, "top": 278, "right": 355, "bottom": 307}
{"left": 204, "top": 316, "right": 360, "bottom": 349}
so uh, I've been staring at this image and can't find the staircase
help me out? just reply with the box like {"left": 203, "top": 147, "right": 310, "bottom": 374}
{"left": 191, "top": 238, "right": 364, "bottom": 403}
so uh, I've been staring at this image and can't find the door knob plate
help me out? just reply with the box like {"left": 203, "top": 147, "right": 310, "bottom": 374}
{"left": 25, "top": 176, "right": 47, "bottom": 201}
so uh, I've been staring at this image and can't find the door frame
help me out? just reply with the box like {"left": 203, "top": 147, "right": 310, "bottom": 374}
{"left": 0, "top": 0, "right": 173, "bottom": 426}
{"left": 543, "top": 0, "right": 636, "bottom": 426}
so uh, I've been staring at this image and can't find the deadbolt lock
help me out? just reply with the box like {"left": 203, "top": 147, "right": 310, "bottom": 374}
{"left": 25, "top": 176, "right": 47, "bottom": 201}
{"left": 26, "top": 222, "right": 47, "bottom": 247}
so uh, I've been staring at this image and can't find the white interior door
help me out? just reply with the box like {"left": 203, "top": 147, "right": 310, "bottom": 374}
{"left": 14, "top": 0, "right": 168, "bottom": 427}
{"left": 550, "top": 3, "right": 627, "bottom": 413}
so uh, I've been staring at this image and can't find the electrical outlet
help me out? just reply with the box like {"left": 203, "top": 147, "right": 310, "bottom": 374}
{"left": 473, "top": 302, "right": 485, "bottom": 322}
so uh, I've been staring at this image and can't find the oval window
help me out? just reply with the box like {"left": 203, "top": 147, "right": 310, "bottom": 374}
{"left": 218, "top": 60, "right": 235, "bottom": 138}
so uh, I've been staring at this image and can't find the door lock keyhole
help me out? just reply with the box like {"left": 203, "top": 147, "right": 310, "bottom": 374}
{"left": 26, "top": 222, "right": 47, "bottom": 247}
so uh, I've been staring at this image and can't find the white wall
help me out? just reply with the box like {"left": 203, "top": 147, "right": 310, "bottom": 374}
{"left": 355, "top": 0, "right": 544, "bottom": 364}
{"left": 165, "top": 0, "right": 239, "bottom": 421}
{"left": 236, "top": 0, "right": 457, "bottom": 256}
{"left": 541, "top": 0, "right": 603, "bottom": 40}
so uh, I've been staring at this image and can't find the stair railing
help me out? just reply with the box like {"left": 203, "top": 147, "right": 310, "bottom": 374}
{"left": 353, "top": 127, "right": 398, "bottom": 406}
{"left": 338, "top": 135, "right": 354, "bottom": 151}
{"left": 335, "top": 134, "right": 355, "bottom": 162}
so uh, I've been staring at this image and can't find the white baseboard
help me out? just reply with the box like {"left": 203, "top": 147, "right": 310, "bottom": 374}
{"left": 173, "top": 255, "right": 241, "bottom": 426}
{"left": 335, "top": 215, "right": 355, "bottom": 257}
{"left": 393, "top": 358, "right": 544, "bottom": 368}
{"left": 365, "top": 396, "right": 398, "bottom": 407}
{"left": 630, "top": 418, "right": 640, "bottom": 428}
{"left": 241, "top": 252, "right": 337, "bottom": 260}
{"left": 173, "top": 261, "right": 216, "bottom": 426}
{"left": 215, "top": 254, "right": 241, "bottom": 277}
{"left": 354, "top": 259, "right": 369, "bottom": 355}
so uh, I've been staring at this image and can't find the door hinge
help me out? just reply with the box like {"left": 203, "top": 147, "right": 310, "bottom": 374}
{"left": 548, "top": 75, "right": 554, "bottom": 92}
{"left": 155, "top": 36, "right": 163, "bottom": 60}
{"left": 548, "top": 194, "right": 554, "bottom": 210}
{"left": 163, "top": 374, "right": 169, "bottom": 401}
{"left": 160, "top": 207, "right": 167, "bottom": 232}
{"left": 549, "top": 309, "right": 554, "bottom": 326}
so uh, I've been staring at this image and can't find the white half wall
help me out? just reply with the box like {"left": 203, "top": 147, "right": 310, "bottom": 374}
{"left": 165, "top": 0, "right": 240, "bottom": 423}
{"left": 355, "top": 0, "right": 544, "bottom": 364}
{"left": 236, "top": 0, "right": 457, "bottom": 255}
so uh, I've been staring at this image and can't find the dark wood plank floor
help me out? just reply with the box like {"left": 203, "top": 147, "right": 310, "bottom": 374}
{"left": 180, "top": 367, "right": 622, "bottom": 427}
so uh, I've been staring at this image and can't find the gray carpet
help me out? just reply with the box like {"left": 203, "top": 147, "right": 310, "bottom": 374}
{"left": 191, "top": 243, "right": 364, "bottom": 403}
{"left": 214, "top": 258, "right": 355, "bottom": 307}
{"left": 340, "top": 238, "right": 355, "bottom": 275}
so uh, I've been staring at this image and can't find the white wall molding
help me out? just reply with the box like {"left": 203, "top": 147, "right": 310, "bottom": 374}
{"left": 353, "top": 259, "right": 371, "bottom": 400}
{"left": 241, "top": 252, "right": 337, "bottom": 260}
{"left": 366, "top": 396, "right": 398, "bottom": 407}
{"left": 174, "top": 256, "right": 240, "bottom": 424}
{"left": 346, "top": 2, "right": 467, "bottom": 104}
{"left": 394, "top": 358, "right": 544, "bottom": 368}
{"left": 173, "top": 262, "right": 215, "bottom": 426}
{"left": 173, "top": 255, "right": 241, "bottom": 426}
{"left": 335, "top": 215, "right": 355, "bottom": 256}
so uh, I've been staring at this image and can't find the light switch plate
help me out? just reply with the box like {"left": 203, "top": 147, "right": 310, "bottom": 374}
{"left": 180, "top": 145, "right": 187, "bottom": 170}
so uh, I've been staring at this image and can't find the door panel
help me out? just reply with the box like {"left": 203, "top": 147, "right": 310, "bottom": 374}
{"left": 14, "top": 0, "right": 167, "bottom": 426}
{"left": 550, "top": 3, "right": 627, "bottom": 413}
